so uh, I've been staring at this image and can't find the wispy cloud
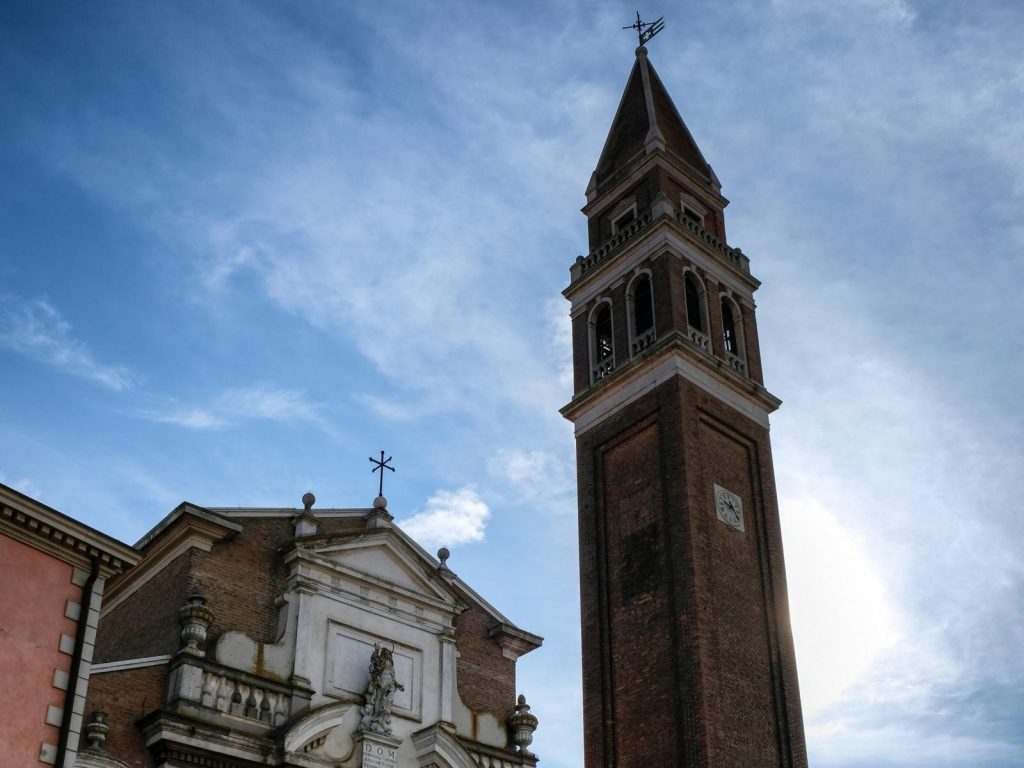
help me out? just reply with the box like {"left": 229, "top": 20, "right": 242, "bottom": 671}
{"left": 144, "top": 385, "right": 320, "bottom": 430}
{"left": 0, "top": 471, "right": 39, "bottom": 497}
{"left": 487, "top": 448, "right": 573, "bottom": 504}
{"left": 397, "top": 486, "right": 490, "bottom": 549}
{"left": 0, "top": 297, "right": 132, "bottom": 391}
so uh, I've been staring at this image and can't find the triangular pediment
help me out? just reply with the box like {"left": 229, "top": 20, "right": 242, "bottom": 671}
{"left": 301, "top": 530, "right": 459, "bottom": 608}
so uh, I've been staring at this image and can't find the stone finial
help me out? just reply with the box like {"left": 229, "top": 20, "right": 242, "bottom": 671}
{"left": 437, "top": 547, "right": 450, "bottom": 570}
{"left": 507, "top": 694, "right": 538, "bottom": 756}
{"left": 178, "top": 594, "right": 215, "bottom": 657}
{"left": 294, "top": 491, "right": 320, "bottom": 537}
{"left": 84, "top": 711, "right": 109, "bottom": 752}
{"left": 365, "top": 495, "right": 393, "bottom": 529}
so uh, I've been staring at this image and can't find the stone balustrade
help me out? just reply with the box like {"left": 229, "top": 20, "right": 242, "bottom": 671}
{"left": 726, "top": 351, "right": 747, "bottom": 375}
{"left": 631, "top": 327, "right": 656, "bottom": 355}
{"left": 199, "top": 668, "right": 290, "bottom": 725}
{"left": 570, "top": 205, "right": 753, "bottom": 285}
{"left": 677, "top": 212, "right": 751, "bottom": 274}
{"left": 575, "top": 213, "right": 653, "bottom": 276}
{"left": 592, "top": 358, "right": 615, "bottom": 381}
{"left": 167, "top": 655, "right": 294, "bottom": 729}
{"left": 466, "top": 745, "right": 536, "bottom": 768}
{"left": 687, "top": 326, "right": 711, "bottom": 353}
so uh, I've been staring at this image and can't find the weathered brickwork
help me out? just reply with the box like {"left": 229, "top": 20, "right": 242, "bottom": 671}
{"left": 567, "top": 51, "right": 807, "bottom": 762}
{"left": 95, "top": 550, "right": 191, "bottom": 662}
{"left": 574, "top": 370, "right": 806, "bottom": 767}
{"left": 91, "top": 510, "right": 524, "bottom": 768}
{"left": 192, "top": 517, "right": 292, "bottom": 643}
{"left": 454, "top": 607, "right": 516, "bottom": 718}
{"left": 85, "top": 666, "right": 167, "bottom": 767}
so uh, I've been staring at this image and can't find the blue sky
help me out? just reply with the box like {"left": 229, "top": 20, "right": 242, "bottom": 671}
{"left": 1, "top": 1, "right": 1022, "bottom": 766}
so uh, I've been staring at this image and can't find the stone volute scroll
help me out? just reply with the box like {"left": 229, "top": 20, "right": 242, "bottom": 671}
{"left": 360, "top": 643, "right": 405, "bottom": 736}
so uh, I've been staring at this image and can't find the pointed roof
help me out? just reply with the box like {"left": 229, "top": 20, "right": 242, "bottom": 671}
{"left": 592, "top": 46, "right": 711, "bottom": 191}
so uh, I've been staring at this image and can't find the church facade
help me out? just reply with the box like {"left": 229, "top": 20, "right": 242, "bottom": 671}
{"left": 561, "top": 44, "right": 808, "bottom": 767}
{"left": 78, "top": 494, "right": 541, "bottom": 768}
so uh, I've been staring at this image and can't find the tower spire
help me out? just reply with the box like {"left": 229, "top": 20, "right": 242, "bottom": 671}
{"left": 588, "top": 45, "right": 713, "bottom": 204}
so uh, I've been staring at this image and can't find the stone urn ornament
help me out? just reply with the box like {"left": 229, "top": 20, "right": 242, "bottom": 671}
{"left": 507, "top": 694, "right": 539, "bottom": 756}
{"left": 178, "top": 594, "right": 215, "bottom": 657}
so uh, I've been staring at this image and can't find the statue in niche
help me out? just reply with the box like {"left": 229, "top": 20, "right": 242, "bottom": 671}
{"left": 360, "top": 644, "right": 405, "bottom": 736}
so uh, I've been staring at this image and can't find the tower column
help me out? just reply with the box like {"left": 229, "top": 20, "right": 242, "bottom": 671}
{"left": 563, "top": 42, "right": 806, "bottom": 768}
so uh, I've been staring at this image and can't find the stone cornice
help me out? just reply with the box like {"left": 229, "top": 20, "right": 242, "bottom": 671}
{"left": 488, "top": 622, "right": 543, "bottom": 661}
{"left": 585, "top": 145, "right": 728, "bottom": 218}
{"left": 566, "top": 208, "right": 759, "bottom": 306}
{"left": 561, "top": 333, "right": 782, "bottom": 434}
{"left": 102, "top": 504, "right": 241, "bottom": 616}
{"left": 0, "top": 483, "right": 139, "bottom": 577}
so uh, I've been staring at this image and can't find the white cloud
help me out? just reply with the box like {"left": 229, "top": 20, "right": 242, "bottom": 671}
{"left": 0, "top": 297, "right": 132, "bottom": 391}
{"left": 807, "top": 720, "right": 1023, "bottom": 766}
{"left": 488, "top": 448, "right": 573, "bottom": 503}
{"left": 397, "top": 486, "right": 490, "bottom": 549}
{"left": 144, "top": 385, "right": 319, "bottom": 430}
{"left": 784, "top": 495, "right": 901, "bottom": 716}
{"left": 227, "top": 386, "right": 319, "bottom": 422}
{"left": 148, "top": 407, "right": 227, "bottom": 430}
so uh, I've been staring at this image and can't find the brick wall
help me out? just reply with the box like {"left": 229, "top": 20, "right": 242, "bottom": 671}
{"left": 454, "top": 607, "right": 515, "bottom": 718}
{"left": 192, "top": 517, "right": 292, "bottom": 644}
{"left": 84, "top": 666, "right": 167, "bottom": 768}
{"left": 575, "top": 375, "right": 805, "bottom": 768}
{"left": 95, "top": 551, "right": 191, "bottom": 663}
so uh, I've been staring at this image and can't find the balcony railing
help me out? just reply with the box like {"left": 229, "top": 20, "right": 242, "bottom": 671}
{"left": 631, "top": 327, "right": 656, "bottom": 355}
{"left": 592, "top": 358, "right": 615, "bottom": 381}
{"left": 677, "top": 213, "right": 751, "bottom": 274}
{"left": 575, "top": 213, "right": 653, "bottom": 277}
{"left": 687, "top": 327, "right": 710, "bottom": 353}
{"left": 167, "top": 655, "right": 294, "bottom": 729}
{"left": 726, "top": 351, "right": 747, "bottom": 375}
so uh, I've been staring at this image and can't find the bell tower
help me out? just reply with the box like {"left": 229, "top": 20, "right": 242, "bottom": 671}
{"left": 561, "top": 43, "right": 808, "bottom": 768}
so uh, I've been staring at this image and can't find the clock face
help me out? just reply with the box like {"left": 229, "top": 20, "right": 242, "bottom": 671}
{"left": 714, "top": 485, "right": 744, "bottom": 532}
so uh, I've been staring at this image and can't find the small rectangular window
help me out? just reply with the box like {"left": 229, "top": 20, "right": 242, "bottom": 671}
{"left": 613, "top": 208, "right": 635, "bottom": 231}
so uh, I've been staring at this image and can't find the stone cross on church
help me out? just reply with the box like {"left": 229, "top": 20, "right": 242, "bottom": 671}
{"left": 561, "top": 21, "right": 808, "bottom": 768}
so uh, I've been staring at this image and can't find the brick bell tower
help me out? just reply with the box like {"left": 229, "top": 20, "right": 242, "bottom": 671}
{"left": 560, "top": 43, "right": 808, "bottom": 768}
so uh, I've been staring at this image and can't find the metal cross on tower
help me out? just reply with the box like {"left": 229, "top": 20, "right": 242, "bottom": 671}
{"left": 369, "top": 450, "right": 396, "bottom": 497}
{"left": 623, "top": 11, "right": 665, "bottom": 46}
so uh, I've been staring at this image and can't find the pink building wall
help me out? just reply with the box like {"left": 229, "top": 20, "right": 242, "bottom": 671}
{"left": 0, "top": 535, "right": 81, "bottom": 766}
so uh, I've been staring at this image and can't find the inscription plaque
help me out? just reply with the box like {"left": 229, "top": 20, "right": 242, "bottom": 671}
{"left": 362, "top": 740, "right": 397, "bottom": 768}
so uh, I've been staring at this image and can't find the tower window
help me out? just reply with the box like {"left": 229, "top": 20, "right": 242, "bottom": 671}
{"left": 610, "top": 199, "right": 638, "bottom": 235}
{"left": 595, "top": 305, "right": 613, "bottom": 361}
{"left": 720, "top": 295, "right": 747, "bottom": 375}
{"left": 684, "top": 272, "right": 706, "bottom": 333}
{"left": 589, "top": 302, "right": 615, "bottom": 382}
{"left": 722, "top": 298, "right": 738, "bottom": 355}
{"left": 612, "top": 207, "right": 636, "bottom": 232}
{"left": 628, "top": 272, "right": 656, "bottom": 356}
{"left": 633, "top": 275, "right": 653, "bottom": 335}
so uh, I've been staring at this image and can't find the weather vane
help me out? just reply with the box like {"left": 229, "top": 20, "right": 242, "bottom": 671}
{"left": 369, "top": 450, "right": 395, "bottom": 497}
{"left": 623, "top": 11, "right": 665, "bottom": 46}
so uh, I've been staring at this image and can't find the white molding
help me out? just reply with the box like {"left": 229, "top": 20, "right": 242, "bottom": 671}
{"left": 569, "top": 348, "right": 772, "bottom": 436}
{"left": 567, "top": 225, "right": 755, "bottom": 311}
{"left": 0, "top": 487, "right": 138, "bottom": 577}
{"left": 208, "top": 508, "right": 369, "bottom": 519}
{"left": 90, "top": 655, "right": 173, "bottom": 674}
